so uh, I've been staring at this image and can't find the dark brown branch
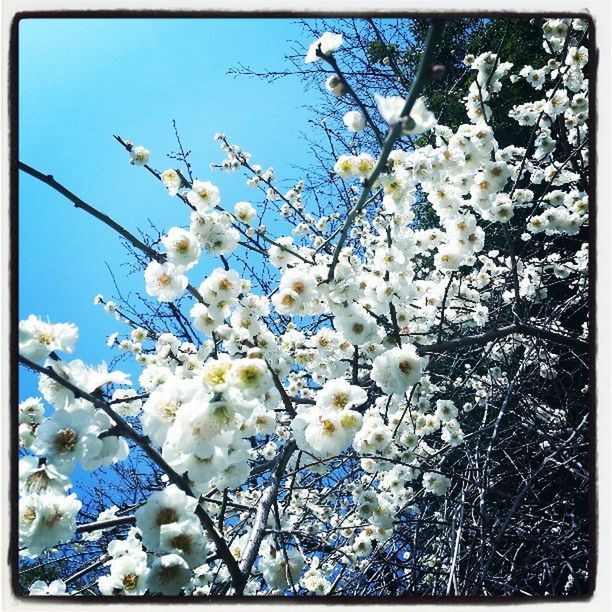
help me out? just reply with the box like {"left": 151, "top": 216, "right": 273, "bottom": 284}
{"left": 325, "top": 19, "right": 445, "bottom": 282}
{"left": 416, "top": 323, "right": 588, "bottom": 355}
{"left": 18, "top": 161, "right": 205, "bottom": 305}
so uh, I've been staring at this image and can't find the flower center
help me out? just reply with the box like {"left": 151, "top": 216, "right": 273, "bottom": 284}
{"left": 43, "top": 506, "right": 64, "bottom": 526}
{"left": 398, "top": 360, "right": 413, "bottom": 375}
{"left": 159, "top": 565, "right": 181, "bottom": 583}
{"left": 156, "top": 507, "right": 178, "bottom": 526}
{"left": 175, "top": 239, "right": 190, "bottom": 253}
{"left": 206, "top": 364, "right": 230, "bottom": 386}
{"left": 321, "top": 419, "right": 336, "bottom": 435}
{"left": 292, "top": 281, "right": 305, "bottom": 294}
{"left": 25, "top": 470, "right": 51, "bottom": 493}
{"left": 281, "top": 293, "right": 296, "bottom": 306}
{"left": 34, "top": 330, "right": 55, "bottom": 345}
{"left": 340, "top": 413, "right": 359, "bottom": 428}
{"left": 162, "top": 401, "right": 181, "bottom": 420}
{"left": 332, "top": 392, "right": 350, "bottom": 409}
{"left": 171, "top": 533, "right": 193, "bottom": 554}
{"left": 122, "top": 573, "right": 138, "bottom": 590}
{"left": 23, "top": 506, "right": 37, "bottom": 524}
{"left": 240, "top": 365, "right": 261, "bottom": 385}
{"left": 54, "top": 428, "right": 78, "bottom": 453}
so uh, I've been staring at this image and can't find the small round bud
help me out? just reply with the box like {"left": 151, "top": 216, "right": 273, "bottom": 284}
{"left": 343, "top": 110, "right": 366, "bottom": 133}
{"left": 431, "top": 64, "right": 447, "bottom": 80}
{"left": 325, "top": 75, "right": 347, "bottom": 97}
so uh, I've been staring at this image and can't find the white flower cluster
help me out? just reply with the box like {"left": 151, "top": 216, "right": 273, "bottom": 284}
{"left": 138, "top": 349, "right": 274, "bottom": 493}
{"left": 98, "top": 527, "right": 149, "bottom": 595}
{"left": 17, "top": 322, "right": 136, "bottom": 558}
{"left": 371, "top": 345, "right": 428, "bottom": 396}
{"left": 29, "top": 579, "right": 67, "bottom": 596}
{"left": 257, "top": 537, "right": 305, "bottom": 591}
{"left": 19, "top": 490, "right": 81, "bottom": 557}
{"left": 291, "top": 378, "right": 366, "bottom": 457}
{"left": 144, "top": 166, "right": 245, "bottom": 302}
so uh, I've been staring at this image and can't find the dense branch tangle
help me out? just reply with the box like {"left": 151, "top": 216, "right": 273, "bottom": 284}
{"left": 17, "top": 16, "right": 590, "bottom": 598}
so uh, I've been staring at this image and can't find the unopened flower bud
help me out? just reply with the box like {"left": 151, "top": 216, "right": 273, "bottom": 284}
{"left": 431, "top": 64, "right": 446, "bottom": 80}
{"left": 343, "top": 110, "right": 366, "bottom": 133}
{"left": 325, "top": 75, "right": 347, "bottom": 97}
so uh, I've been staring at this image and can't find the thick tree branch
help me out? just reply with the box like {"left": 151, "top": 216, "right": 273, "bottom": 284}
{"left": 415, "top": 323, "right": 588, "bottom": 355}
{"left": 237, "top": 440, "right": 296, "bottom": 594}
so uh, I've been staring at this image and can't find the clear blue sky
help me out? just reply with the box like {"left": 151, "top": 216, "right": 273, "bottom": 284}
{"left": 18, "top": 18, "right": 323, "bottom": 402}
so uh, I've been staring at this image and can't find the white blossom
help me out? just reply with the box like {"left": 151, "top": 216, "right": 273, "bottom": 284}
{"left": 305, "top": 32, "right": 343, "bottom": 63}
{"left": 19, "top": 315, "right": 78, "bottom": 362}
